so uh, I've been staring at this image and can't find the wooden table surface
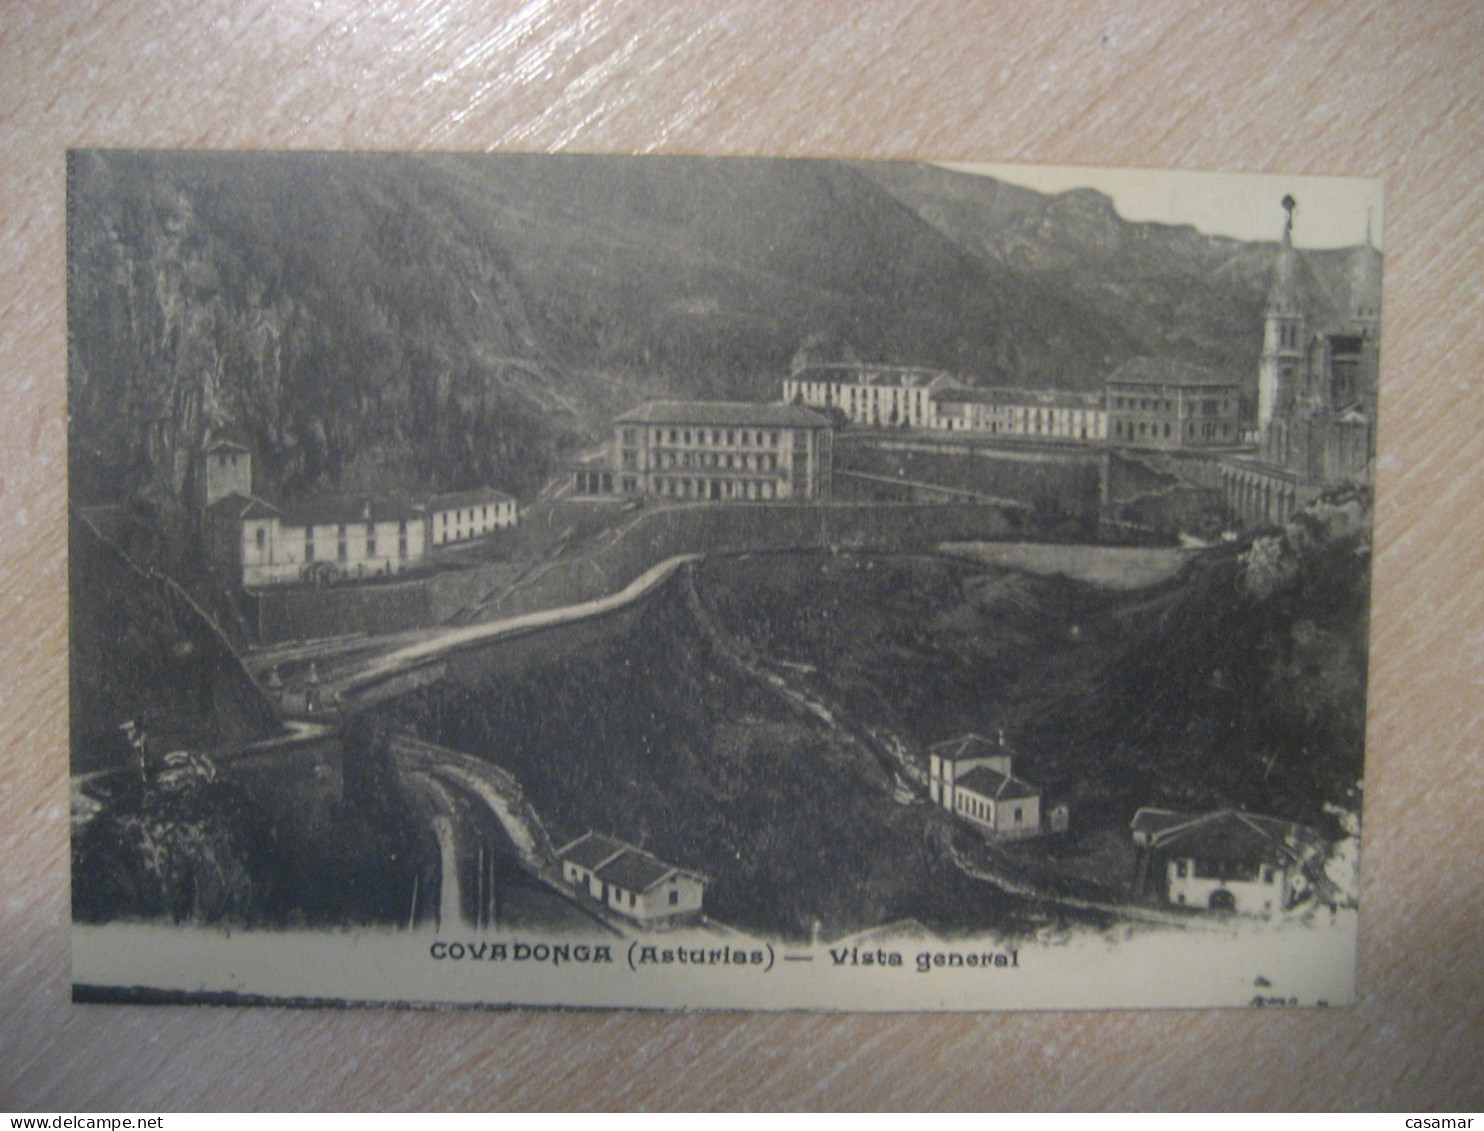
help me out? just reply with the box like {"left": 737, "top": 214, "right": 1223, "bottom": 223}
{"left": 3, "top": 0, "right": 1483, "bottom": 1111}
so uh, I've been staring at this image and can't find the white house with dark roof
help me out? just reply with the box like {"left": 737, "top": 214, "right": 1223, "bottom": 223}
{"left": 203, "top": 491, "right": 291, "bottom": 586}
{"left": 207, "top": 489, "right": 429, "bottom": 587}
{"left": 423, "top": 487, "right": 517, "bottom": 546}
{"left": 1130, "top": 807, "right": 1327, "bottom": 915}
{"left": 198, "top": 444, "right": 523, "bottom": 587}
{"left": 927, "top": 733, "right": 1045, "bottom": 839}
{"left": 557, "top": 832, "right": 707, "bottom": 925}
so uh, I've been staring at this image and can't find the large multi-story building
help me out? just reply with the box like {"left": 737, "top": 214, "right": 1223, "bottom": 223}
{"left": 782, "top": 363, "right": 951, "bottom": 429}
{"left": 785, "top": 359, "right": 1111, "bottom": 444}
{"left": 574, "top": 401, "right": 833, "bottom": 502}
{"left": 1221, "top": 197, "right": 1381, "bottom": 526}
{"left": 931, "top": 386, "right": 1107, "bottom": 441}
{"left": 1105, "top": 358, "right": 1243, "bottom": 450}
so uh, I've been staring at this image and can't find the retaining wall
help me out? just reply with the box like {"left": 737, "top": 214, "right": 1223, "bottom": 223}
{"left": 938, "top": 541, "right": 1198, "bottom": 589}
{"left": 256, "top": 501, "right": 1014, "bottom": 641}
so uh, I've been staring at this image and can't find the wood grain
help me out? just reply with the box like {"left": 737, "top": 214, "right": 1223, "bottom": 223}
{"left": 3, "top": 0, "right": 1483, "bottom": 1111}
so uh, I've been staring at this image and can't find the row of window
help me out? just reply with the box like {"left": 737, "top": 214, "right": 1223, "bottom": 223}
{"left": 816, "top": 388, "right": 923, "bottom": 406}
{"left": 1171, "top": 859, "right": 1278, "bottom": 884}
{"left": 623, "top": 427, "right": 784, "bottom": 449}
{"left": 647, "top": 476, "right": 782, "bottom": 501}
{"left": 1110, "top": 396, "right": 1235, "bottom": 413}
{"left": 1002, "top": 408, "right": 1101, "bottom": 423}
{"left": 1112, "top": 420, "right": 1235, "bottom": 441}
{"left": 636, "top": 450, "right": 781, "bottom": 472}
{"left": 950, "top": 410, "right": 1104, "bottom": 432}
{"left": 251, "top": 525, "right": 410, "bottom": 561}
{"left": 604, "top": 886, "right": 683, "bottom": 908}
{"left": 435, "top": 504, "right": 509, "bottom": 526}
{"left": 789, "top": 380, "right": 926, "bottom": 398}
{"left": 957, "top": 794, "right": 1027, "bottom": 825}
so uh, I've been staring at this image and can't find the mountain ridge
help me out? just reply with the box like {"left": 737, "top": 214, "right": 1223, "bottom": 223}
{"left": 67, "top": 151, "right": 1361, "bottom": 513}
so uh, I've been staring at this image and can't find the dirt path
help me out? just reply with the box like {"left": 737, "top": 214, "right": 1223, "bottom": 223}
{"left": 680, "top": 561, "right": 1222, "bottom": 931}
{"left": 679, "top": 562, "right": 917, "bottom": 794}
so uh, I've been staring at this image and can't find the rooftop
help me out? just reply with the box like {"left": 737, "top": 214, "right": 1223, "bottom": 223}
{"left": 557, "top": 831, "right": 705, "bottom": 893}
{"left": 203, "top": 438, "right": 252, "bottom": 455}
{"left": 1106, "top": 357, "right": 1240, "bottom": 389}
{"left": 595, "top": 851, "right": 679, "bottom": 893}
{"left": 277, "top": 494, "right": 422, "bottom": 527}
{"left": 955, "top": 765, "right": 1040, "bottom": 802}
{"left": 205, "top": 492, "right": 280, "bottom": 521}
{"left": 616, "top": 401, "right": 832, "bottom": 428}
{"left": 556, "top": 832, "right": 629, "bottom": 872}
{"left": 1130, "top": 808, "right": 1324, "bottom": 867}
{"left": 423, "top": 487, "right": 515, "bottom": 512}
{"left": 928, "top": 733, "right": 1016, "bottom": 763}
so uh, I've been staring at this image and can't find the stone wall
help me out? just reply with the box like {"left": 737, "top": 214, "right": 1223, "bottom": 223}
{"left": 255, "top": 501, "right": 1015, "bottom": 641}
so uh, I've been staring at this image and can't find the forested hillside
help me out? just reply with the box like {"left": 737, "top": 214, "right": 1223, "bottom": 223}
{"left": 68, "top": 151, "right": 1322, "bottom": 515}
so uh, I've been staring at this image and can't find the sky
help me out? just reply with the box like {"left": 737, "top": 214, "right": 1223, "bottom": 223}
{"left": 941, "top": 161, "right": 1384, "bottom": 250}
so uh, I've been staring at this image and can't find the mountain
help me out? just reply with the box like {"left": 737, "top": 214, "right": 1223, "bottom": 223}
{"left": 851, "top": 162, "right": 1275, "bottom": 385}
{"left": 68, "top": 151, "right": 1313, "bottom": 511}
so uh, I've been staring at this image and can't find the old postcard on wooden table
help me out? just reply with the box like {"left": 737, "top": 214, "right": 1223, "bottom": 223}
{"left": 68, "top": 151, "right": 1381, "bottom": 1010}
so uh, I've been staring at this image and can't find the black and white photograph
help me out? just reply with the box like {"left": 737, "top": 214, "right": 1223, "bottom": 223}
{"left": 67, "top": 150, "right": 1381, "bottom": 1010}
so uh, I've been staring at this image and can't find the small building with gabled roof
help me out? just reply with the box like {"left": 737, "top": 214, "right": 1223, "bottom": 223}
{"left": 1130, "top": 807, "right": 1328, "bottom": 916}
{"left": 556, "top": 832, "right": 707, "bottom": 925}
{"left": 927, "top": 732, "right": 1045, "bottom": 839}
{"left": 203, "top": 491, "right": 287, "bottom": 585}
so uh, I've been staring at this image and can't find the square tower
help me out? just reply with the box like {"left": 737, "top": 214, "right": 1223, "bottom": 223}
{"left": 198, "top": 439, "right": 252, "bottom": 509}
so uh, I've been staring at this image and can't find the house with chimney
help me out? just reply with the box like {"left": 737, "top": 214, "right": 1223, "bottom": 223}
{"left": 927, "top": 733, "right": 1056, "bottom": 839}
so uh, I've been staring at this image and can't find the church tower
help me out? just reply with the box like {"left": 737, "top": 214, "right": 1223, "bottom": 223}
{"left": 1257, "top": 195, "right": 1306, "bottom": 438}
{"left": 1346, "top": 208, "right": 1383, "bottom": 341}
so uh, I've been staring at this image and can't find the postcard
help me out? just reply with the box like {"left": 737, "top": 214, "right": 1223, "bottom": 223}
{"left": 68, "top": 150, "right": 1380, "bottom": 1009}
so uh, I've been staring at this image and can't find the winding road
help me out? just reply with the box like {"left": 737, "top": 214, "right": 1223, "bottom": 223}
{"left": 288, "top": 553, "right": 701, "bottom": 706}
